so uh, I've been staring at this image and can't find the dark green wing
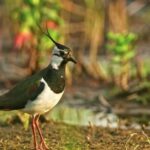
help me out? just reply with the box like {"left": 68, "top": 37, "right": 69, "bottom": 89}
{"left": 0, "top": 69, "right": 47, "bottom": 110}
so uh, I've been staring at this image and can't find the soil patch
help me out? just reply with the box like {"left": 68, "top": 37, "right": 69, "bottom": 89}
{"left": 0, "top": 122, "right": 150, "bottom": 150}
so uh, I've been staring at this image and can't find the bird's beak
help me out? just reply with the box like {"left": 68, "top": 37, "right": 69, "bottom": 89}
{"left": 68, "top": 51, "right": 77, "bottom": 64}
{"left": 69, "top": 56, "right": 77, "bottom": 64}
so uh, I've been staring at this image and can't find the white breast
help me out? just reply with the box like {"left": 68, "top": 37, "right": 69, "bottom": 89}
{"left": 22, "top": 78, "right": 64, "bottom": 114}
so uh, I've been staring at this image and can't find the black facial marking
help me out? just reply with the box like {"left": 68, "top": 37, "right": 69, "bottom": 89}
{"left": 53, "top": 53, "right": 60, "bottom": 57}
{"left": 56, "top": 42, "right": 69, "bottom": 50}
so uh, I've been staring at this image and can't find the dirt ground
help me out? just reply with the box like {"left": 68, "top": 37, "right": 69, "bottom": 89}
{"left": 0, "top": 121, "right": 150, "bottom": 150}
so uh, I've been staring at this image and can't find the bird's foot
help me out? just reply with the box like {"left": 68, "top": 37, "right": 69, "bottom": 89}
{"left": 32, "top": 143, "right": 40, "bottom": 150}
{"left": 39, "top": 141, "right": 49, "bottom": 150}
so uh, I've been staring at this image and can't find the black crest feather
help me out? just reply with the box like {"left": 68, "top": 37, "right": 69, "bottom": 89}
{"left": 37, "top": 24, "right": 69, "bottom": 50}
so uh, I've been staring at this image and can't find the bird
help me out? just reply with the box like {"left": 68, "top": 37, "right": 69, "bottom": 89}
{"left": 0, "top": 27, "right": 76, "bottom": 150}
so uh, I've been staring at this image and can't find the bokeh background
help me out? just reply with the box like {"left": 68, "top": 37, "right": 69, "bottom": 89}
{"left": 0, "top": 0, "right": 150, "bottom": 130}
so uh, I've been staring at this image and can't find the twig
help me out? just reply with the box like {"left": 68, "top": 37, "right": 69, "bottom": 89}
{"left": 125, "top": 133, "right": 137, "bottom": 150}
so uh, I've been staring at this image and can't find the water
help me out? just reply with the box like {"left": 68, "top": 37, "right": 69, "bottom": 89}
{"left": 46, "top": 104, "right": 119, "bottom": 128}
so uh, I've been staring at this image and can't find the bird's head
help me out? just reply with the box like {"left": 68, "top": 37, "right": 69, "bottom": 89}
{"left": 51, "top": 44, "right": 76, "bottom": 69}
{"left": 51, "top": 38, "right": 77, "bottom": 70}
{"left": 38, "top": 25, "right": 76, "bottom": 69}
{"left": 52, "top": 41, "right": 76, "bottom": 63}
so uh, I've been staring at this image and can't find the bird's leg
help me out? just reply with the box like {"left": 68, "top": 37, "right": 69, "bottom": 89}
{"left": 31, "top": 115, "right": 39, "bottom": 150}
{"left": 35, "top": 115, "right": 49, "bottom": 150}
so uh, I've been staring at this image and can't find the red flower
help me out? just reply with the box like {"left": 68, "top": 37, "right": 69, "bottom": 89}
{"left": 14, "top": 32, "right": 32, "bottom": 49}
{"left": 45, "top": 21, "right": 58, "bottom": 29}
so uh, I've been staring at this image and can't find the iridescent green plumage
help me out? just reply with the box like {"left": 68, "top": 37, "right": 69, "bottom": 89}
{"left": 0, "top": 69, "right": 46, "bottom": 110}
{"left": 0, "top": 63, "right": 66, "bottom": 110}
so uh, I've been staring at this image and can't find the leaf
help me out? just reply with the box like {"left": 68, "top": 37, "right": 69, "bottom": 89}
{"left": 113, "top": 45, "right": 128, "bottom": 54}
{"left": 124, "top": 51, "right": 135, "bottom": 60}
{"left": 112, "top": 55, "right": 121, "bottom": 63}
{"left": 18, "top": 113, "right": 30, "bottom": 130}
{"left": 127, "top": 33, "right": 137, "bottom": 42}
{"left": 116, "top": 35, "right": 126, "bottom": 45}
{"left": 107, "top": 32, "right": 116, "bottom": 40}
{"left": 25, "top": 0, "right": 40, "bottom": 6}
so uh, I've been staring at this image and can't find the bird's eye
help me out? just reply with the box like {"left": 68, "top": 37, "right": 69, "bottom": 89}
{"left": 59, "top": 51, "right": 65, "bottom": 56}
{"left": 60, "top": 50, "right": 69, "bottom": 56}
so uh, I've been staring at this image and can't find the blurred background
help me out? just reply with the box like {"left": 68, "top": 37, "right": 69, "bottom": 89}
{"left": 0, "top": 0, "right": 150, "bottom": 129}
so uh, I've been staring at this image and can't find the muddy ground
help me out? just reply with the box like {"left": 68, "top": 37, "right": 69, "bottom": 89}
{"left": 0, "top": 121, "right": 150, "bottom": 150}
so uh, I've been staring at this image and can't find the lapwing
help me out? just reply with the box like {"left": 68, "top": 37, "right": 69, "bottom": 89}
{"left": 0, "top": 28, "right": 76, "bottom": 150}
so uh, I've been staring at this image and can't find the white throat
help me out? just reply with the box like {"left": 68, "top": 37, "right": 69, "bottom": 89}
{"left": 51, "top": 55, "right": 63, "bottom": 70}
{"left": 51, "top": 46, "right": 63, "bottom": 70}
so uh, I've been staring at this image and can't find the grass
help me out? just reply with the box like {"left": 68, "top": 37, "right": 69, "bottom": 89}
{"left": 0, "top": 118, "right": 150, "bottom": 149}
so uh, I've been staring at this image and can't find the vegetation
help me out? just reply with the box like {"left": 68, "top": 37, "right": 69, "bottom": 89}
{"left": 1, "top": 0, "right": 149, "bottom": 87}
{"left": 0, "top": 121, "right": 150, "bottom": 149}
{"left": 12, "top": 0, "right": 63, "bottom": 73}
{"left": 0, "top": 0, "right": 150, "bottom": 149}
{"left": 107, "top": 32, "right": 137, "bottom": 90}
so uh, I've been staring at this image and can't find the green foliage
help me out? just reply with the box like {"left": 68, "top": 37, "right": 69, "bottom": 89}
{"left": 0, "top": 111, "right": 17, "bottom": 125}
{"left": 106, "top": 32, "right": 138, "bottom": 89}
{"left": 0, "top": 111, "right": 30, "bottom": 130}
{"left": 46, "top": 105, "right": 93, "bottom": 125}
{"left": 18, "top": 112, "right": 30, "bottom": 130}
{"left": 106, "top": 32, "right": 137, "bottom": 63}
{"left": 12, "top": 0, "right": 63, "bottom": 64}
{"left": 134, "top": 81, "right": 150, "bottom": 105}
{"left": 142, "top": 59, "right": 150, "bottom": 78}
